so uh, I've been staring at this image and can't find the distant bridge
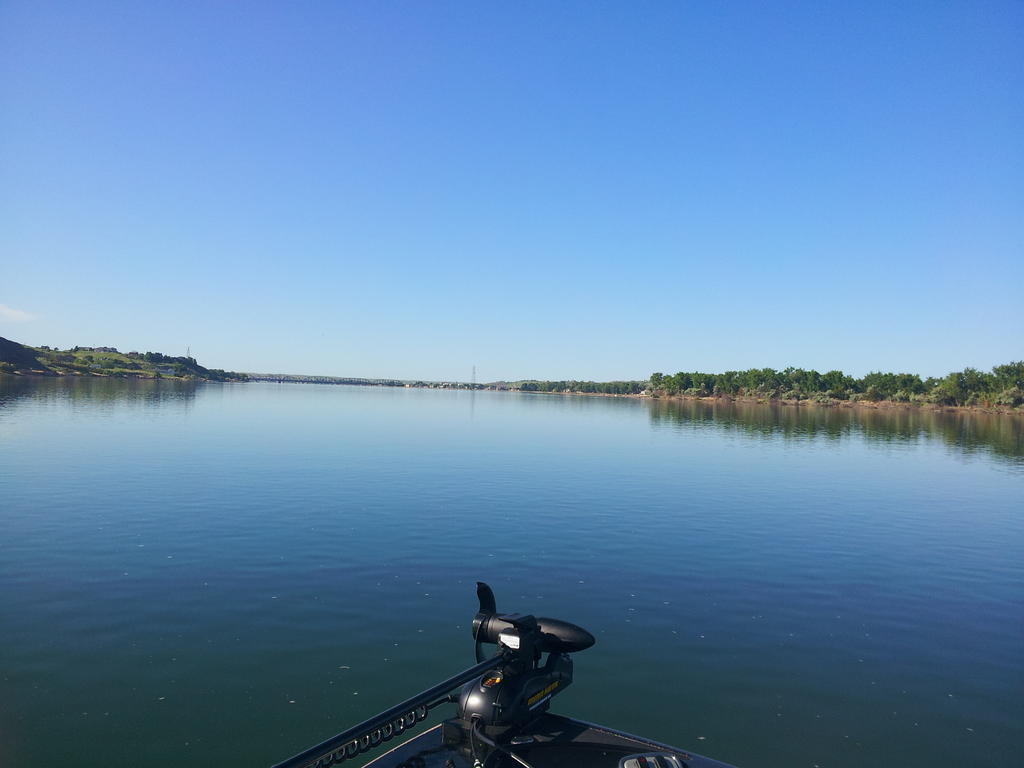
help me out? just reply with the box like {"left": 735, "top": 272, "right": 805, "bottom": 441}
{"left": 244, "top": 374, "right": 488, "bottom": 390}
{"left": 244, "top": 374, "right": 406, "bottom": 386}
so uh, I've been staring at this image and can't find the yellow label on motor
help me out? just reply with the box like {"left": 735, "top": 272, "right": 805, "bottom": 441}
{"left": 527, "top": 680, "right": 560, "bottom": 706}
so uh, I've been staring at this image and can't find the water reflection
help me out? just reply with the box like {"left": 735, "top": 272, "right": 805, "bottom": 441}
{"left": 0, "top": 375, "right": 200, "bottom": 416}
{"left": 647, "top": 397, "right": 1024, "bottom": 465}
{"left": 2, "top": 377, "right": 1021, "bottom": 466}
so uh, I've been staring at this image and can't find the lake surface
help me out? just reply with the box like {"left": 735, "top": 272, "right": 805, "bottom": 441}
{"left": 1, "top": 378, "right": 1021, "bottom": 768}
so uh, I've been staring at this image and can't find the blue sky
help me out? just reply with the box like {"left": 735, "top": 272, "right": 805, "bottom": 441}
{"left": 2, "top": 1, "right": 1021, "bottom": 380}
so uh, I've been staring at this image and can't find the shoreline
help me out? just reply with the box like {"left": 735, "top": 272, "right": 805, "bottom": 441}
{"left": 520, "top": 388, "right": 1024, "bottom": 416}
{"left": 4, "top": 370, "right": 1022, "bottom": 416}
{"left": 0, "top": 371, "right": 236, "bottom": 382}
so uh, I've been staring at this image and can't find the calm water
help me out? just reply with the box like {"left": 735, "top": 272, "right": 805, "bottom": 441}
{"left": 1, "top": 378, "right": 1021, "bottom": 768}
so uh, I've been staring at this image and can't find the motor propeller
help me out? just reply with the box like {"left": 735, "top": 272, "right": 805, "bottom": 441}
{"left": 477, "top": 581, "right": 497, "bottom": 614}
{"left": 475, "top": 582, "right": 497, "bottom": 661}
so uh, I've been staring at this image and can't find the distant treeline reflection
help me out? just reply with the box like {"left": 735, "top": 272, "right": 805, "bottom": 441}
{"left": 647, "top": 398, "right": 1024, "bottom": 464}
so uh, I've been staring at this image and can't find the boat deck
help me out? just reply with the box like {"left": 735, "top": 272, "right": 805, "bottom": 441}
{"left": 363, "top": 714, "right": 738, "bottom": 768}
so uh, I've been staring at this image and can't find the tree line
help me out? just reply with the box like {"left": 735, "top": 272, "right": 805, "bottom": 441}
{"left": 649, "top": 362, "right": 1024, "bottom": 407}
{"left": 518, "top": 380, "right": 646, "bottom": 395}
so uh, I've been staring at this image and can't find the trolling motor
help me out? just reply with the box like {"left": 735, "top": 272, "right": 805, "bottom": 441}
{"left": 271, "top": 582, "right": 594, "bottom": 768}
{"left": 456, "top": 582, "right": 595, "bottom": 732}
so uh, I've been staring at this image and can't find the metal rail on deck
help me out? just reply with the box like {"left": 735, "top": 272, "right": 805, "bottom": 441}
{"left": 271, "top": 655, "right": 502, "bottom": 768}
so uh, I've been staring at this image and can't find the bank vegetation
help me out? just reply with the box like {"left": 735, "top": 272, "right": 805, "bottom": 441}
{"left": 648, "top": 363, "right": 1024, "bottom": 410}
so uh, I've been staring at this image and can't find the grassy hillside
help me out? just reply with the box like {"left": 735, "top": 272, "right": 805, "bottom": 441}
{"left": 0, "top": 337, "right": 247, "bottom": 381}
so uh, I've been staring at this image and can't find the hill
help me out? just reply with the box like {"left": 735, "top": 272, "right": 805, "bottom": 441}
{"left": 0, "top": 337, "right": 247, "bottom": 381}
{"left": 0, "top": 336, "right": 42, "bottom": 369}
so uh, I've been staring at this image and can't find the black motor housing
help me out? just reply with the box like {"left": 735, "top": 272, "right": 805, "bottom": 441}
{"left": 472, "top": 612, "right": 596, "bottom": 655}
{"left": 457, "top": 651, "right": 574, "bottom": 729}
